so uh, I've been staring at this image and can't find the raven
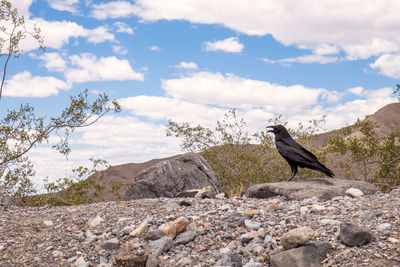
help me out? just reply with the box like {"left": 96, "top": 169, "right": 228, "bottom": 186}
{"left": 267, "top": 124, "right": 334, "bottom": 181}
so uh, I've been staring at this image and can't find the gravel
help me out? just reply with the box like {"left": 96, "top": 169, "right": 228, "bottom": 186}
{"left": 1, "top": 188, "right": 400, "bottom": 266}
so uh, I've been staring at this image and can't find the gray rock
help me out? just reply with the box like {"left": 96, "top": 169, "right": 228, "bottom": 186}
{"left": 103, "top": 238, "right": 119, "bottom": 250}
{"left": 244, "top": 219, "right": 261, "bottom": 231}
{"left": 269, "top": 241, "right": 331, "bottom": 267}
{"left": 146, "top": 229, "right": 164, "bottom": 241}
{"left": 242, "top": 178, "right": 379, "bottom": 201}
{"left": 146, "top": 255, "right": 160, "bottom": 267}
{"left": 222, "top": 212, "right": 247, "bottom": 228}
{"left": 148, "top": 236, "right": 173, "bottom": 257}
{"left": 124, "top": 153, "right": 221, "bottom": 200}
{"left": 175, "top": 230, "right": 196, "bottom": 245}
{"left": 339, "top": 222, "right": 373, "bottom": 247}
{"left": 221, "top": 253, "right": 243, "bottom": 267}
{"left": 376, "top": 223, "right": 391, "bottom": 231}
{"left": 360, "top": 211, "right": 375, "bottom": 220}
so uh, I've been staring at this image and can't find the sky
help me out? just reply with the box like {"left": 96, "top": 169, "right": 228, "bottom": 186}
{"left": 1, "top": 0, "right": 400, "bottom": 188}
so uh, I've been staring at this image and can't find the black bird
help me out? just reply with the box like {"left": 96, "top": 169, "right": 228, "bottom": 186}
{"left": 267, "top": 124, "right": 334, "bottom": 181}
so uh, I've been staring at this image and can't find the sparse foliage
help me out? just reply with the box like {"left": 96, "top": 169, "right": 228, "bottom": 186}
{"left": 325, "top": 119, "right": 400, "bottom": 190}
{"left": 0, "top": 90, "right": 121, "bottom": 198}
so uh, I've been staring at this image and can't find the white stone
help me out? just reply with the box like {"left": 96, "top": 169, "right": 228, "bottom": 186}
{"left": 311, "top": 205, "right": 326, "bottom": 212}
{"left": 88, "top": 216, "right": 104, "bottom": 227}
{"left": 345, "top": 188, "right": 364, "bottom": 198}
{"left": 43, "top": 220, "right": 54, "bottom": 226}
{"left": 377, "top": 223, "right": 391, "bottom": 231}
{"left": 300, "top": 206, "right": 309, "bottom": 215}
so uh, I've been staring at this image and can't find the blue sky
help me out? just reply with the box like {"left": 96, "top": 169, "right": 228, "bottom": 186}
{"left": 2, "top": 0, "right": 399, "bottom": 186}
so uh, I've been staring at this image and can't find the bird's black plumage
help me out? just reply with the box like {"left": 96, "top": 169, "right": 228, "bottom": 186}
{"left": 267, "top": 124, "right": 334, "bottom": 181}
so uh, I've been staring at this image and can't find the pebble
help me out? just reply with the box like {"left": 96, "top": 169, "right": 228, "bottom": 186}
{"left": 376, "top": 223, "right": 391, "bottom": 231}
{"left": 345, "top": 188, "right": 364, "bottom": 198}
{"left": 103, "top": 238, "right": 119, "bottom": 250}
{"left": 88, "top": 216, "right": 104, "bottom": 228}
{"left": 43, "top": 220, "right": 54, "bottom": 227}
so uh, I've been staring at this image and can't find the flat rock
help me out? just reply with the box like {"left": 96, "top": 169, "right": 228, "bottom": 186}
{"left": 242, "top": 178, "right": 379, "bottom": 201}
{"left": 269, "top": 241, "right": 331, "bottom": 267}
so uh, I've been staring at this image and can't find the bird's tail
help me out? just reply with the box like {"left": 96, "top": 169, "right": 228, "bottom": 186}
{"left": 309, "top": 162, "right": 335, "bottom": 178}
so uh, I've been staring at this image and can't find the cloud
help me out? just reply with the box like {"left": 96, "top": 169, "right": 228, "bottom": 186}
{"left": 9, "top": 0, "right": 33, "bottom": 16}
{"left": 204, "top": 37, "right": 244, "bottom": 53}
{"left": 119, "top": 96, "right": 225, "bottom": 125}
{"left": 112, "top": 45, "right": 129, "bottom": 55}
{"left": 16, "top": 18, "right": 115, "bottom": 52}
{"left": 114, "top": 22, "right": 135, "bottom": 34}
{"left": 172, "top": 61, "right": 198, "bottom": 69}
{"left": 125, "top": 0, "right": 400, "bottom": 59}
{"left": 47, "top": 0, "right": 80, "bottom": 14}
{"left": 85, "top": 26, "right": 116, "bottom": 43}
{"left": 90, "top": 1, "right": 138, "bottom": 19}
{"left": 65, "top": 53, "right": 144, "bottom": 84}
{"left": 4, "top": 71, "right": 70, "bottom": 97}
{"left": 36, "top": 52, "right": 67, "bottom": 72}
{"left": 370, "top": 53, "right": 400, "bottom": 79}
{"left": 149, "top": 45, "right": 162, "bottom": 51}
{"left": 260, "top": 54, "right": 340, "bottom": 65}
{"left": 161, "top": 72, "right": 337, "bottom": 110}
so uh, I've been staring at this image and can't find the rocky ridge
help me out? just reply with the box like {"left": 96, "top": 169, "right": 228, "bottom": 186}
{"left": 1, "top": 187, "right": 400, "bottom": 266}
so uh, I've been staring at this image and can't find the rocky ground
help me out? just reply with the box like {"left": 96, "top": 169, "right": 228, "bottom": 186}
{"left": 1, "top": 188, "right": 400, "bottom": 267}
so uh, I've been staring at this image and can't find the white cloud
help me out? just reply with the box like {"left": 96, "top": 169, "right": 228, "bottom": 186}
{"left": 149, "top": 45, "right": 162, "bottom": 51}
{"left": 119, "top": 96, "right": 225, "bottom": 125}
{"left": 125, "top": 0, "right": 400, "bottom": 59}
{"left": 347, "top": 86, "right": 364, "bottom": 96}
{"left": 114, "top": 22, "right": 135, "bottom": 34}
{"left": 91, "top": 1, "right": 138, "bottom": 19}
{"left": 204, "top": 37, "right": 244, "bottom": 53}
{"left": 370, "top": 53, "right": 400, "bottom": 79}
{"left": 65, "top": 53, "right": 144, "bottom": 84}
{"left": 112, "top": 45, "right": 129, "bottom": 55}
{"left": 18, "top": 18, "right": 116, "bottom": 53}
{"left": 172, "top": 61, "right": 198, "bottom": 69}
{"left": 161, "top": 72, "right": 337, "bottom": 110}
{"left": 9, "top": 0, "right": 33, "bottom": 16}
{"left": 37, "top": 52, "right": 67, "bottom": 72}
{"left": 4, "top": 71, "right": 70, "bottom": 97}
{"left": 313, "top": 44, "right": 340, "bottom": 56}
{"left": 85, "top": 26, "right": 116, "bottom": 43}
{"left": 47, "top": 0, "right": 80, "bottom": 14}
{"left": 262, "top": 54, "right": 340, "bottom": 65}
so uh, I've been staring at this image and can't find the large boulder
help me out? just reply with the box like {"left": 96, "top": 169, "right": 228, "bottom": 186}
{"left": 124, "top": 152, "right": 221, "bottom": 200}
{"left": 242, "top": 178, "right": 379, "bottom": 201}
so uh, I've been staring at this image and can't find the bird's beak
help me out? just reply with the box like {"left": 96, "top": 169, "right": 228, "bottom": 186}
{"left": 266, "top": 126, "right": 274, "bottom": 133}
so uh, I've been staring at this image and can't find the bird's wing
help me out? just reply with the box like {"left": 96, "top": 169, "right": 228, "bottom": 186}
{"left": 276, "top": 138, "right": 318, "bottom": 163}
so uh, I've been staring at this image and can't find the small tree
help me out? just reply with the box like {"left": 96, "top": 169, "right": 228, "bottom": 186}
{"left": 0, "top": 0, "right": 122, "bottom": 202}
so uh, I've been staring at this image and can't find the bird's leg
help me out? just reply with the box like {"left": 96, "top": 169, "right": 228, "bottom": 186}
{"left": 288, "top": 166, "right": 298, "bottom": 181}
